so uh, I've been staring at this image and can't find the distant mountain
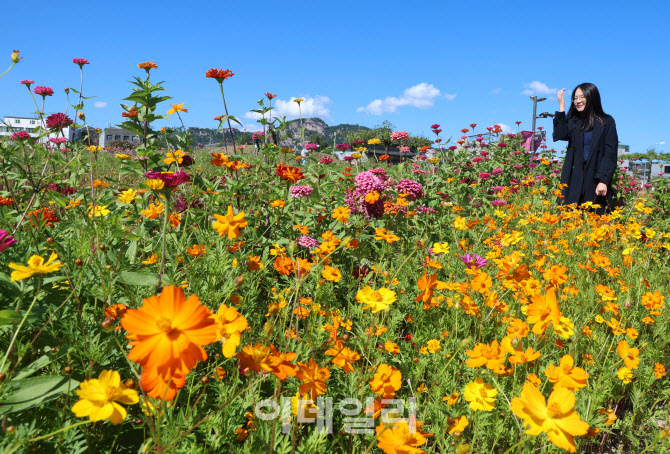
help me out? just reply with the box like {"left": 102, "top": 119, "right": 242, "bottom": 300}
{"left": 187, "top": 118, "right": 370, "bottom": 147}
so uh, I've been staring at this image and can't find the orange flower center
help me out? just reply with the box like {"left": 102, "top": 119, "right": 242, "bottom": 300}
{"left": 370, "top": 291, "right": 384, "bottom": 301}
{"left": 104, "top": 386, "right": 118, "bottom": 401}
{"left": 547, "top": 402, "right": 562, "bottom": 418}
{"left": 478, "top": 387, "right": 489, "bottom": 398}
{"left": 156, "top": 316, "right": 178, "bottom": 335}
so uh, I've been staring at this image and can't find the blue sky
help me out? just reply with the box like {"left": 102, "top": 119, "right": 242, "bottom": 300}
{"left": 2, "top": 0, "right": 669, "bottom": 154}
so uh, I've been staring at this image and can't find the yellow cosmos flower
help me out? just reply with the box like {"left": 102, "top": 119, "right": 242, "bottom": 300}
{"left": 87, "top": 145, "right": 103, "bottom": 153}
{"left": 88, "top": 204, "right": 110, "bottom": 218}
{"left": 426, "top": 339, "right": 441, "bottom": 353}
{"left": 167, "top": 103, "right": 188, "bottom": 114}
{"left": 9, "top": 252, "right": 64, "bottom": 281}
{"left": 510, "top": 382, "right": 589, "bottom": 453}
{"left": 115, "top": 154, "right": 132, "bottom": 160}
{"left": 617, "top": 367, "right": 634, "bottom": 384}
{"left": 164, "top": 149, "right": 185, "bottom": 165}
{"left": 355, "top": 286, "right": 397, "bottom": 313}
{"left": 71, "top": 370, "right": 139, "bottom": 424}
{"left": 118, "top": 189, "right": 138, "bottom": 204}
{"left": 293, "top": 97, "right": 305, "bottom": 104}
{"left": 463, "top": 378, "right": 497, "bottom": 411}
{"left": 432, "top": 242, "right": 450, "bottom": 254}
{"left": 368, "top": 138, "right": 381, "bottom": 145}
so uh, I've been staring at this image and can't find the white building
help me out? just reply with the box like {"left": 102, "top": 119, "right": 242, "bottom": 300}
{"left": 0, "top": 116, "right": 73, "bottom": 143}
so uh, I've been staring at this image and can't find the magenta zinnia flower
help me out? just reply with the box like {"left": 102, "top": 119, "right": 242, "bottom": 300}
{"left": 45, "top": 113, "right": 73, "bottom": 131}
{"left": 11, "top": 131, "right": 31, "bottom": 140}
{"left": 72, "top": 58, "right": 89, "bottom": 66}
{"left": 319, "top": 156, "right": 333, "bottom": 164}
{"left": 305, "top": 143, "right": 319, "bottom": 151}
{"left": 335, "top": 143, "right": 351, "bottom": 152}
{"left": 430, "top": 124, "right": 440, "bottom": 129}
{"left": 20, "top": 80, "right": 34, "bottom": 87}
{"left": 144, "top": 170, "right": 191, "bottom": 187}
{"left": 0, "top": 229, "right": 17, "bottom": 253}
{"left": 34, "top": 86, "right": 54, "bottom": 97}
{"left": 396, "top": 178, "right": 423, "bottom": 201}
{"left": 391, "top": 131, "right": 409, "bottom": 141}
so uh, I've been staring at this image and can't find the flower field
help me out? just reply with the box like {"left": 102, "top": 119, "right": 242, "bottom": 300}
{"left": 1, "top": 55, "right": 670, "bottom": 453}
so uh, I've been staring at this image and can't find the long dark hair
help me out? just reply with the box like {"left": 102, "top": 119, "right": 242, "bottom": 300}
{"left": 567, "top": 83, "right": 608, "bottom": 131}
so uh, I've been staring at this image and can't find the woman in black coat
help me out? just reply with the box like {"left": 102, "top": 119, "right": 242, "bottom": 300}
{"left": 552, "top": 83, "right": 618, "bottom": 215}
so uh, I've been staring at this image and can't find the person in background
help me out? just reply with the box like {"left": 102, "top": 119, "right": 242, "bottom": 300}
{"left": 300, "top": 147, "right": 309, "bottom": 165}
{"left": 553, "top": 83, "right": 618, "bottom": 215}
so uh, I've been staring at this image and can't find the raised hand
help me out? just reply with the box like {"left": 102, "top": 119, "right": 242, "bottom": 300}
{"left": 558, "top": 88, "right": 566, "bottom": 112}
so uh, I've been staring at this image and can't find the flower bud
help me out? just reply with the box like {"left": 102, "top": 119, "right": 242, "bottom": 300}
{"left": 452, "top": 430, "right": 462, "bottom": 439}
{"left": 63, "top": 366, "right": 72, "bottom": 374}
{"left": 78, "top": 112, "right": 85, "bottom": 120}
{"left": 263, "top": 322, "right": 273, "bottom": 336}
{"left": 267, "top": 302, "right": 279, "bottom": 315}
{"left": 0, "top": 372, "right": 6, "bottom": 382}
{"left": 342, "top": 333, "right": 350, "bottom": 341}
{"left": 288, "top": 241, "right": 297, "bottom": 252}
{"left": 11, "top": 50, "right": 21, "bottom": 63}
{"left": 101, "top": 318, "right": 115, "bottom": 331}
{"left": 234, "top": 275, "right": 245, "bottom": 287}
{"left": 460, "top": 338, "right": 471, "bottom": 348}
{"left": 201, "top": 376, "right": 209, "bottom": 385}
{"left": 124, "top": 379, "right": 136, "bottom": 389}
{"left": 5, "top": 425, "right": 16, "bottom": 435}
{"left": 64, "top": 87, "right": 69, "bottom": 94}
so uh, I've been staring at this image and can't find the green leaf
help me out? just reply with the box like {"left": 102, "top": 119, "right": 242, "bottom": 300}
{"left": 227, "top": 115, "right": 243, "bottom": 127}
{"left": 0, "top": 376, "right": 79, "bottom": 414}
{"left": 118, "top": 271, "right": 159, "bottom": 286}
{"left": 0, "top": 309, "right": 21, "bottom": 325}
{"left": 14, "top": 347, "right": 72, "bottom": 379}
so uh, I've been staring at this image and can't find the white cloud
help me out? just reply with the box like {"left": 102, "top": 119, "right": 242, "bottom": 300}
{"left": 491, "top": 88, "right": 502, "bottom": 94}
{"left": 356, "top": 83, "right": 445, "bottom": 115}
{"left": 521, "top": 81, "right": 558, "bottom": 96}
{"left": 245, "top": 96, "right": 332, "bottom": 121}
{"left": 93, "top": 101, "right": 107, "bottom": 108}
{"left": 656, "top": 141, "right": 666, "bottom": 145}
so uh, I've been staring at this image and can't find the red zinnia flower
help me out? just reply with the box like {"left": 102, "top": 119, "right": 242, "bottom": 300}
{"left": 45, "top": 113, "right": 73, "bottom": 131}
{"left": 470, "top": 123, "right": 477, "bottom": 128}
{"left": 265, "top": 92, "right": 277, "bottom": 99}
{"left": 27, "top": 208, "right": 60, "bottom": 228}
{"left": 275, "top": 163, "right": 305, "bottom": 183}
{"left": 73, "top": 58, "right": 89, "bottom": 66}
{"left": 430, "top": 124, "right": 440, "bottom": 129}
{"left": 205, "top": 68, "right": 234, "bottom": 82}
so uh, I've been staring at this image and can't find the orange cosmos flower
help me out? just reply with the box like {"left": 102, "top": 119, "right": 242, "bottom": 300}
{"left": 186, "top": 244, "right": 206, "bottom": 257}
{"left": 641, "top": 290, "right": 664, "bottom": 310}
{"left": 324, "top": 340, "right": 360, "bottom": 373}
{"left": 215, "top": 304, "right": 248, "bottom": 358}
{"left": 121, "top": 287, "right": 218, "bottom": 396}
{"left": 544, "top": 355, "right": 589, "bottom": 391}
{"left": 653, "top": 363, "right": 666, "bottom": 379}
{"left": 322, "top": 265, "right": 342, "bottom": 282}
{"left": 268, "top": 345, "right": 298, "bottom": 380}
{"left": 543, "top": 264, "right": 568, "bottom": 287}
{"left": 465, "top": 340, "right": 506, "bottom": 370}
{"left": 332, "top": 206, "right": 350, "bottom": 222}
{"left": 140, "top": 367, "right": 186, "bottom": 401}
{"left": 384, "top": 340, "right": 401, "bottom": 356}
{"left": 273, "top": 256, "right": 293, "bottom": 276}
{"left": 369, "top": 364, "right": 402, "bottom": 398}
{"left": 122, "top": 107, "right": 138, "bottom": 118}
{"left": 211, "top": 152, "right": 229, "bottom": 167}
{"left": 296, "top": 359, "right": 330, "bottom": 399}
{"left": 212, "top": 206, "right": 248, "bottom": 239}
{"left": 526, "top": 287, "right": 562, "bottom": 334}
{"left": 105, "top": 304, "right": 128, "bottom": 320}
{"left": 168, "top": 212, "right": 181, "bottom": 228}
{"left": 293, "top": 224, "right": 309, "bottom": 234}
{"left": 374, "top": 227, "right": 400, "bottom": 244}
{"left": 246, "top": 255, "right": 264, "bottom": 270}
{"left": 376, "top": 419, "right": 427, "bottom": 454}
{"left": 616, "top": 340, "right": 640, "bottom": 370}
{"left": 205, "top": 68, "right": 234, "bottom": 82}
{"left": 415, "top": 271, "right": 449, "bottom": 303}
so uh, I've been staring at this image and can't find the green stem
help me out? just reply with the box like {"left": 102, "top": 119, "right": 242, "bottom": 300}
{"left": 28, "top": 420, "right": 93, "bottom": 443}
{"left": 159, "top": 194, "right": 170, "bottom": 277}
{"left": 0, "top": 278, "right": 42, "bottom": 375}
{"left": 218, "top": 82, "right": 237, "bottom": 152}
{"left": 0, "top": 62, "right": 15, "bottom": 79}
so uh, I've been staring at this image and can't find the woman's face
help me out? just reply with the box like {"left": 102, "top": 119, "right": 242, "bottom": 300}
{"left": 573, "top": 88, "right": 587, "bottom": 112}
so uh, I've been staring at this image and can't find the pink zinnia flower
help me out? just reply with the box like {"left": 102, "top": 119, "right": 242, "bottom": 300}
{"left": 72, "top": 58, "right": 89, "bottom": 66}
{"left": 515, "top": 121, "right": 522, "bottom": 125}
{"left": 486, "top": 126, "right": 493, "bottom": 131}
{"left": 478, "top": 172, "right": 491, "bottom": 180}
{"left": 497, "top": 143, "right": 507, "bottom": 148}
{"left": 391, "top": 131, "right": 409, "bottom": 141}
{"left": 45, "top": 113, "right": 73, "bottom": 131}
{"left": 49, "top": 137, "right": 67, "bottom": 144}
{"left": 432, "top": 129, "right": 442, "bottom": 134}
{"left": 34, "top": 86, "right": 54, "bottom": 97}
{"left": 20, "top": 80, "right": 34, "bottom": 87}
{"left": 491, "top": 200, "right": 507, "bottom": 206}
{"left": 399, "top": 146, "right": 410, "bottom": 153}
{"left": 288, "top": 185, "right": 313, "bottom": 198}
{"left": 396, "top": 178, "right": 423, "bottom": 201}
{"left": 336, "top": 143, "right": 351, "bottom": 152}
{"left": 492, "top": 167, "right": 503, "bottom": 176}
{"left": 430, "top": 124, "right": 440, "bottom": 129}
{"left": 297, "top": 236, "right": 320, "bottom": 249}
{"left": 305, "top": 143, "right": 319, "bottom": 151}
{"left": 319, "top": 156, "right": 333, "bottom": 164}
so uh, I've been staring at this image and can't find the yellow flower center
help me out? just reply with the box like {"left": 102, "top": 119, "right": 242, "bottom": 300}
{"left": 478, "top": 387, "right": 489, "bottom": 398}
{"left": 371, "top": 291, "right": 383, "bottom": 301}
{"left": 105, "top": 386, "right": 119, "bottom": 401}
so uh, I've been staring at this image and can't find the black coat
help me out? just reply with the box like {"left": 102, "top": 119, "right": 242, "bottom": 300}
{"left": 552, "top": 111, "right": 618, "bottom": 214}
